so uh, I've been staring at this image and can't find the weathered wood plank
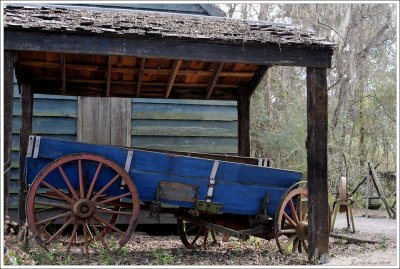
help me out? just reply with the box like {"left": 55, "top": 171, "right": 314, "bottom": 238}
{"left": 306, "top": 67, "right": 329, "bottom": 263}
{"left": 13, "top": 98, "right": 77, "bottom": 118}
{"left": 4, "top": 50, "right": 15, "bottom": 218}
{"left": 12, "top": 117, "right": 77, "bottom": 135}
{"left": 111, "top": 98, "right": 131, "bottom": 146}
{"left": 78, "top": 97, "right": 99, "bottom": 143}
{"left": 132, "top": 102, "right": 237, "bottom": 121}
{"left": 165, "top": 59, "right": 182, "bottom": 98}
{"left": 132, "top": 119, "right": 237, "bottom": 137}
{"left": 6, "top": 31, "right": 333, "bottom": 68}
{"left": 98, "top": 98, "right": 111, "bottom": 145}
{"left": 18, "top": 82, "right": 33, "bottom": 225}
{"left": 237, "top": 88, "right": 251, "bottom": 157}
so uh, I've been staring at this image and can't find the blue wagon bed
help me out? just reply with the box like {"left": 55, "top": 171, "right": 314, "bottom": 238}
{"left": 24, "top": 136, "right": 309, "bottom": 254}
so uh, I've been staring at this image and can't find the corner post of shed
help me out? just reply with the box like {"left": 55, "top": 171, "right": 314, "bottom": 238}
{"left": 306, "top": 67, "right": 329, "bottom": 263}
{"left": 18, "top": 82, "right": 33, "bottom": 225}
{"left": 237, "top": 87, "right": 251, "bottom": 157}
{"left": 4, "top": 50, "right": 16, "bottom": 219}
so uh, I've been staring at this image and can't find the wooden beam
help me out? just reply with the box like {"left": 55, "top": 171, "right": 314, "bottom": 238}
{"left": 237, "top": 88, "right": 251, "bottom": 157}
{"left": 106, "top": 55, "right": 112, "bottom": 97}
{"left": 3, "top": 50, "right": 15, "bottom": 219}
{"left": 206, "top": 63, "right": 224, "bottom": 99}
{"left": 306, "top": 67, "right": 329, "bottom": 263}
{"left": 19, "top": 82, "right": 33, "bottom": 226}
{"left": 165, "top": 59, "right": 182, "bottom": 98}
{"left": 136, "top": 58, "right": 146, "bottom": 98}
{"left": 247, "top": 65, "right": 270, "bottom": 97}
{"left": 6, "top": 30, "right": 333, "bottom": 68}
{"left": 61, "top": 53, "right": 66, "bottom": 94}
{"left": 18, "top": 60, "right": 257, "bottom": 77}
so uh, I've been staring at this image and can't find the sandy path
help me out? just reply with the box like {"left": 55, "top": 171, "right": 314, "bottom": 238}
{"left": 325, "top": 213, "right": 398, "bottom": 266}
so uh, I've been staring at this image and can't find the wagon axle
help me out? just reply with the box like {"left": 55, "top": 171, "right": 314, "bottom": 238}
{"left": 73, "top": 199, "right": 95, "bottom": 219}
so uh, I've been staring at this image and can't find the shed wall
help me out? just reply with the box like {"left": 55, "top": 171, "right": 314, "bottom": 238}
{"left": 8, "top": 81, "right": 238, "bottom": 216}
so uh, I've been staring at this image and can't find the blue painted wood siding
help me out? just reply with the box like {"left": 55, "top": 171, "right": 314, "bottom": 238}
{"left": 9, "top": 86, "right": 237, "bottom": 210}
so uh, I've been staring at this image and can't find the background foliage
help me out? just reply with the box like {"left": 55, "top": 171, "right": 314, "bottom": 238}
{"left": 219, "top": 3, "right": 397, "bottom": 197}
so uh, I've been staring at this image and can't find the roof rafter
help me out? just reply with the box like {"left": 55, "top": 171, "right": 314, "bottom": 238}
{"left": 165, "top": 59, "right": 182, "bottom": 98}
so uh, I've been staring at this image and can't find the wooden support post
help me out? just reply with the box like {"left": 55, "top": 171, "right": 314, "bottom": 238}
{"left": 19, "top": 83, "right": 33, "bottom": 226}
{"left": 4, "top": 50, "right": 15, "bottom": 219}
{"left": 306, "top": 67, "right": 329, "bottom": 263}
{"left": 237, "top": 88, "right": 251, "bottom": 157}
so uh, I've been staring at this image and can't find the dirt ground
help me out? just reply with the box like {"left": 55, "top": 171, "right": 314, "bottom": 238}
{"left": 4, "top": 208, "right": 398, "bottom": 266}
{"left": 325, "top": 208, "right": 398, "bottom": 266}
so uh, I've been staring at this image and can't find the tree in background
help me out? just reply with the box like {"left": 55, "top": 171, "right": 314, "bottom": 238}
{"left": 219, "top": 4, "right": 397, "bottom": 194}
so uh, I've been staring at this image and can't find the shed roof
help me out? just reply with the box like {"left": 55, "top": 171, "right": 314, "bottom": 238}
{"left": 4, "top": 5, "right": 334, "bottom": 100}
{"left": 4, "top": 5, "right": 334, "bottom": 48}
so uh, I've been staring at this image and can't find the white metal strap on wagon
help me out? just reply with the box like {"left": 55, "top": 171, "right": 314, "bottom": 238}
{"left": 33, "top": 136, "right": 41, "bottom": 159}
{"left": 121, "top": 150, "right": 133, "bottom": 189}
{"left": 26, "top": 135, "right": 35, "bottom": 157}
{"left": 206, "top": 161, "right": 219, "bottom": 203}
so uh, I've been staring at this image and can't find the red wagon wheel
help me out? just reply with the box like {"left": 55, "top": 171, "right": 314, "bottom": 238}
{"left": 275, "top": 187, "right": 308, "bottom": 254}
{"left": 177, "top": 218, "right": 218, "bottom": 249}
{"left": 26, "top": 153, "right": 140, "bottom": 256}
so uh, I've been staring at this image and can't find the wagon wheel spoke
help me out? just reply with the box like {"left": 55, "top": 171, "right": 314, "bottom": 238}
{"left": 203, "top": 228, "right": 209, "bottom": 247}
{"left": 96, "top": 192, "right": 131, "bottom": 206}
{"left": 82, "top": 221, "right": 90, "bottom": 257}
{"left": 88, "top": 218, "right": 110, "bottom": 251}
{"left": 278, "top": 229, "right": 296, "bottom": 235}
{"left": 283, "top": 235, "right": 297, "bottom": 252}
{"left": 45, "top": 216, "right": 74, "bottom": 244}
{"left": 292, "top": 238, "right": 300, "bottom": 253}
{"left": 35, "top": 201, "right": 72, "bottom": 210}
{"left": 66, "top": 219, "right": 79, "bottom": 253}
{"left": 36, "top": 211, "right": 72, "bottom": 225}
{"left": 86, "top": 163, "right": 103, "bottom": 199}
{"left": 78, "top": 160, "right": 85, "bottom": 198}
{"left": 96, "top": 208, "right": 133, "bottom": 216}
{"left": 91, "top": 174, "right": 120, "bottom": 202}
{"left": 185, "top": 223, "right": 200, "bottom": 234}
{"left": 58, "top": 165, "right": 79, "bottom": 200}
{"left": 301, "top": 240, "right": 308, "bottom": 252}
{"left": 283, "top": 212, "right": 297, "bottom": 227}
{"left": 289, "top": 199, "right": 299, "bottom": 223}
{"left": 298, "top": 239, "right": 303, "bottom": 253}
{"left": 190, "top": 226, "right": 204, "bottom": 247}
{"left": 93, "top": 214, "right": 124, "bottom": 234}
{"left": 298, "top": 194, "right": 303, "bottom": 221}
{"left": 41, "top": 181, "right": 75, "bottom": 204}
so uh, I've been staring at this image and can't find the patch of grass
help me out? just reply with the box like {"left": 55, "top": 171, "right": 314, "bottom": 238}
{"left": 151, "top": 248, "right": 176, "bottom": 265}
{"left": 380, "top": 237, "right": 388, "bottom": 251}
{"left": 99, "top": 248, "right": 115, "bottom": 265}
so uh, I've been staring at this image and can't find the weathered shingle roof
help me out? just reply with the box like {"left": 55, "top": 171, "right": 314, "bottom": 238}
{"left": 4, "top": 5, "right": 335, "bottom": 49}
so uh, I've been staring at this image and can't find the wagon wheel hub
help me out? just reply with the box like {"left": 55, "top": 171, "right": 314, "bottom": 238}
{"left": 73, "top": 199, "right": 95, "bottom": 219}
{"left": 296, "top": 220, "right": 308, "bottom": 241}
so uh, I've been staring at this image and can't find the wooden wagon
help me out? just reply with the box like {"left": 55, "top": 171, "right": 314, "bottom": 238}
{"left": 24, "top": 136, "right": 309, "bottom": 255}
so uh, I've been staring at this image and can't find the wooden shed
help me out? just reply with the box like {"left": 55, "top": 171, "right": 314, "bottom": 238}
{"left": 3, "top": 4, "right": 334, "bottom": 261}
{"left": 5, "top": 3, "right": 237, "bottom": 224}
